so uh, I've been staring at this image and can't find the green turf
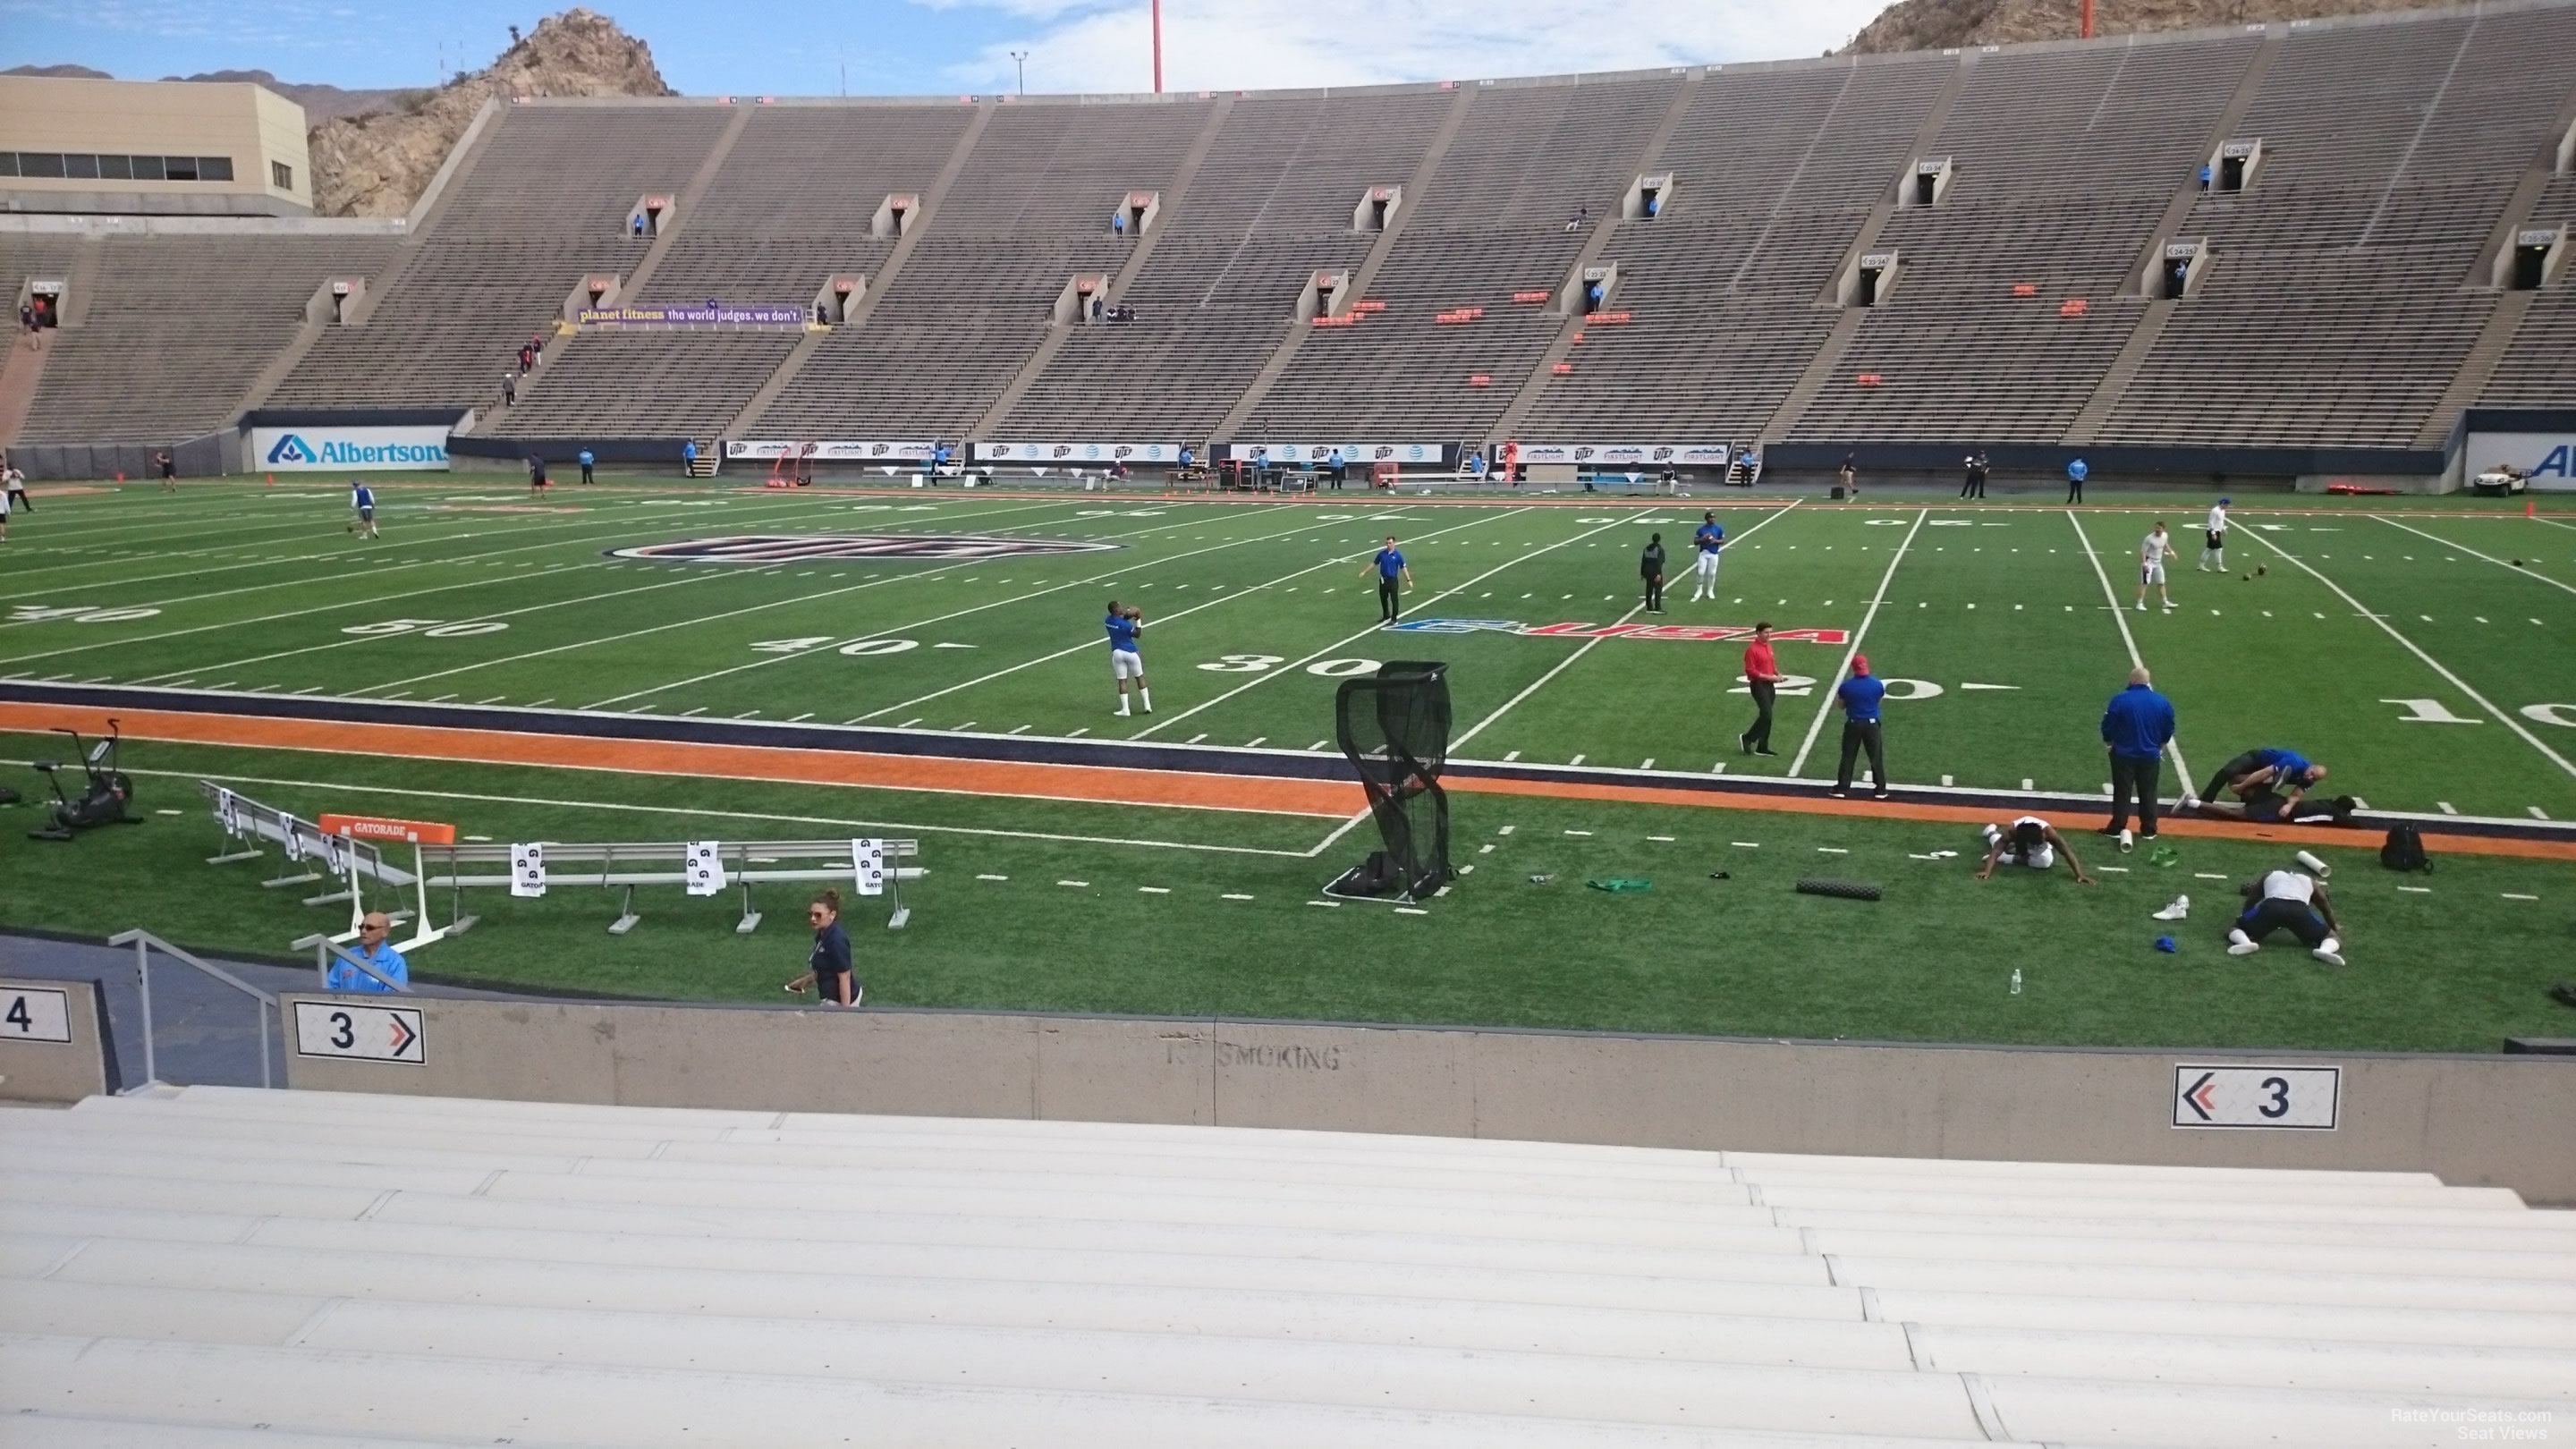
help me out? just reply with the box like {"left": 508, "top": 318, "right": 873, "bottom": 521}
{"left": 4, "top": 477, "right": 2573, "bottom": 1054}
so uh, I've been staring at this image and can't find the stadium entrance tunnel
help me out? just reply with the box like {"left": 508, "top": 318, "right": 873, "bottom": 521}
{"left": 1839, "top": 250, "right": 1899, "bottom": 309}
{"left": 1055, "top": 273, "right": 1113, "bottom": 325}
{"left": 626, "top": 191, "right": 674, "bottom": 238}
{"left": 18, "top": 277, "right": 64, "bottom": 330}
{"left": 561, "top": 273, "right": 621, "bottom": 324}
{"left": 1564, "top": 261, "right": 1619, "bottom": 316}
{"left": 811, "top": 274, "right": 864, "bottom": 325}
{"left": 306, "top": 276, "right": 366, "bottom": 326}
{"left": 1298, "top": 268, "right": 1352, "bottom": 322}
{"left": 1352, "top": 184, "right": 1401, "bottom": 233}
{"left": 2214, "top": 139, "right": 2264, "bottom": 193}
{"left": 1116, "top": 191, "right": 1162, "bottom": 237}
{"left": 2148, "top": 239, "right": 2207, "bottom": 301}
{"left": 872, "top": 192, "right": 919, "bottom": 240}
{"left": 1623, "top": 172, "right": 1671, "bottom": 221}
{"left": 1900, "top": 157, "right": 1953, "bottom": 209}
{"left": 2498, "top": 224, "right": 2565, "bottom": 292}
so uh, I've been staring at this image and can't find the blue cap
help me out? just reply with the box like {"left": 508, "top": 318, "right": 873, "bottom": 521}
{"left": 2218, "top": 497, "right": 2232, "bottom": 505}
{"left": 2154, "top": 935, "right": 2179, "bottom": 953}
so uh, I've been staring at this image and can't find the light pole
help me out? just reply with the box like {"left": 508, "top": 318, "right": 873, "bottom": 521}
{"left": 1009, "top": 49, "right": 1029, "bottom": 96}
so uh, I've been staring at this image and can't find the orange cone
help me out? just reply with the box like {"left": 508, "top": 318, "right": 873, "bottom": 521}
{"left": 266, "top": 473, "right": 275, "bottom": 486}
{"left": 2529, "top": 499, "right": 2538, "bottom": 519}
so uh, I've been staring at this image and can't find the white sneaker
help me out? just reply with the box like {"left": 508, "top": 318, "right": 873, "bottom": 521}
{"left": 2312, "top": 947, "right": 2345, "bottom": 967}
{"left": 2178, "top": 795, "right": 2200, "bottom": 811}
{"left": 2226, "top": 928, "right": 2259, "bottom": 956}
{"left": 2134, "top": 602, "right": 2147, "bottom": 611}
{"left": 2152, "top": 897, "right": 2189, "bottom": 921}
{"left": 1115, "top": 708, "right": 1130, "bottom": 716}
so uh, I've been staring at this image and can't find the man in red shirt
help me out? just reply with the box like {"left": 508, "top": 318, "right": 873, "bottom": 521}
{"left": 1739, "top": 621, "right": 1782, "bottom": 757}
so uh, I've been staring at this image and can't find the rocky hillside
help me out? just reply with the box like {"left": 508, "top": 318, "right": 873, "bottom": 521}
{"left": 2, "top": 63, "right": 400, "bottom": 121}
{"left": 308, "top": 8, "right": 673, "bottom": 217}
{"left": 1841, "top": 0, "right": 2447, "bottom": 53}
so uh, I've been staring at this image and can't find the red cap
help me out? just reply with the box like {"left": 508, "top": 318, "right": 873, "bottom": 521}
{"left": 1851, "top": 655, "right": 1871, "bottom": 674}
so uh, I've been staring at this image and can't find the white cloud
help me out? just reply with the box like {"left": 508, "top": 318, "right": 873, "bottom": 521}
{"left": 935, "top": 0, "right": 1888, "bottom": 96}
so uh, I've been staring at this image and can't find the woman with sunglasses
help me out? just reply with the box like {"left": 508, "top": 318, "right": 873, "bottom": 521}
{"left": 783, "top": 890, "right": 860, "bottom": 1005}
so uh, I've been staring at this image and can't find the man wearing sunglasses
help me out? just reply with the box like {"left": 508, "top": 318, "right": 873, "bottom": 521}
{"left": 327, "top": 912, "right": 410, "bottom": 994}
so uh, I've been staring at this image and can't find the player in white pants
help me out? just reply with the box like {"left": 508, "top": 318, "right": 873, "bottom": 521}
{"left": 1975, "top": 817, "right": 2095, "bottom": 883}
{"left": 1106, "top": 601, "right": 1152, "bottom": 716}
{"left": 2199, "top": 498, "right": 2230, "bottom": 572}
{"left": 1689, "top": 513, "right": 1725, "bottom": 601}
{"left": 2135, "top": 521, "right": 2175, "bottom": 611}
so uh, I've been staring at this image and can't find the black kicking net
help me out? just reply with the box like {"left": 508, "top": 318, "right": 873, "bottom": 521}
{"left": 1326, "top": 661, "right": 1452, "bottom": 902}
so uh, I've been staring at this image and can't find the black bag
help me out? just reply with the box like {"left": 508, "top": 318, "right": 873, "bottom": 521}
{"left": 2380, "top": 824, "right": 2431, "bottom": 873}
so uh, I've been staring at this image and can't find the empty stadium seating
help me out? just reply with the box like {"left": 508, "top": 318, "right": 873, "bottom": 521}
{"left": 9, "top": 0, "right": 2576, "bottom": 462}
{"left": 4, "top": 1084, "right": 2570, "bottom": 1445}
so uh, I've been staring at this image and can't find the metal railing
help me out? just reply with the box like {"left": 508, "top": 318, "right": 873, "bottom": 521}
{"left": 288, "top": 933, "right": 416, "bottom": 996}
{"left": 106, "top": 928, "right": 280, "bottom": 1090}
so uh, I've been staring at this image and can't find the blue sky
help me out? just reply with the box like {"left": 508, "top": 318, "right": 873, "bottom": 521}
{"left": 2, "top": 0, "right": 1893, "bottom": 97}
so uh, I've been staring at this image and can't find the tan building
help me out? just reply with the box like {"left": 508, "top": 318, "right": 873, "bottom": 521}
{"left": 0, "top": 74, "right": 313, "bottom": 216}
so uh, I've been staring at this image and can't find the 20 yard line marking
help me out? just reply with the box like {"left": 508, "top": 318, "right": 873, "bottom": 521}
{"left": 2243, "top": 530, "right": 2576, "bottom": 782}
{"left": 1787, "top": 506, "right": 1925, "bottom": 778}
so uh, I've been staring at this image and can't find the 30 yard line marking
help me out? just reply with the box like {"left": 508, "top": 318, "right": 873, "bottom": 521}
{"left": 2068, "top": 509, "right": 2195, "bottom": 791}
{"left": 1452, "top": 504, "right": 1801, "bottom": 753}
{"left": 2243, "top": 530, "right": 2576, "bottom": 783}
{"left": 1788, "top": 507, "right": 1925, "bottom": 778}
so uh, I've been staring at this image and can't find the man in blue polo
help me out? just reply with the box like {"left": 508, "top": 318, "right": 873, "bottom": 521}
{"left": 1827, "top": 654, "right": 1888, "bottom": 800}
{"left": 577, "top": 446, "right": 596, "bottom": 486}
{"left": 1366, "top": 536, "right": 1411, "bottom": 623}
{"left": 2101, "top": 665, "right": 2176, "bottom": 846}
{"left": 327, "top": 912, "right": 409, "bottom": 994}
{"left": 2194, "top": 746, "right": 2327, "bottom": 821}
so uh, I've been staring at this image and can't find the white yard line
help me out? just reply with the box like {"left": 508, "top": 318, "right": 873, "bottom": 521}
{"left": 1453, "top": 504, "right": 1799, "bottom": 751}
{"left": 1787, "top": 508, "right": 1927, "bottom": 778}
{"left": 2372, "top": 514, "right": 2576, "bottom": 601}
{"left": 848, "top": 509, "right": 1525, "bottom": 724}
{"left": 1134, "top": 513, "right": 1636, "bottom": 740}
{"left": 574, "top": 506, "right": 1319, "bottom": 709}
{"left": 2067, "top": 509, "right": 2194, "bottom": 790}
{"left": 33, "top": 760, "right": 1318, "bottom": 857}
{"left": 2241, "top": 529, "right": 2576, "bottom": 782}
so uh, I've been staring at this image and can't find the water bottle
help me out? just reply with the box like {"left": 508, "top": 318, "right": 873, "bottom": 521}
{"left": 2010, "top": 969, "right": 2022, "bottom": 996}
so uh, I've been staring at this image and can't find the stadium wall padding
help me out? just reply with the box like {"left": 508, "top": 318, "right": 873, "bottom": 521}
{"left": 284, "top": 996, "right": 2576, "bottom": 1203}
{"left": 444, "top": 435, "right": 694, "bottom": 465}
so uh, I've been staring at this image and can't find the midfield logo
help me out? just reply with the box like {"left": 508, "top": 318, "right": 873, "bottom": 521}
{"left": 1388, "top": 618, "right": 1849, "bottom": 643}
{"left": 609, "top": 534, "right": 1123, "bottom": 563}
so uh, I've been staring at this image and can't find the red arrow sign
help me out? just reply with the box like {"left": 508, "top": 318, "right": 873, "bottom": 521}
{"left": 2183, "top": 1071, "right": 2218, "bottom": 1122}
{"left": 386, "top": 1015, "right": 417, "bottom": 1058}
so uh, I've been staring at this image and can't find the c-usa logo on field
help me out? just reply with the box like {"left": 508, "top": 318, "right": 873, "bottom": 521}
{"left": 265, "top": 434, "right": 320, "bottom": 464}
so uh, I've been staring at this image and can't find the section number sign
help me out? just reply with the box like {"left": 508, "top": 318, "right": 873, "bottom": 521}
{"left": 2173, "top": 1064, "right": 2340, "bottom": 1130}
{"left": 0, "top": 987, "right": 72, "bottom": 1044}
{"left": 292, "top": 1001, "right": 425, "bottom": 1065}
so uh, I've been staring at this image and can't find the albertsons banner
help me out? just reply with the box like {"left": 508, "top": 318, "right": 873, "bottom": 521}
{"left": 2462, "top": 431, "right": 2576, "bottom": 491}
{"left": 251, "top": 426, "right": 451, "bottom": 472}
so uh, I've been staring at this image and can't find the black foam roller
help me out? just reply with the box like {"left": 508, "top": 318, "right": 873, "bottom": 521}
{"left": 1796, "top": 877, "right": 1883, "bottom": 902}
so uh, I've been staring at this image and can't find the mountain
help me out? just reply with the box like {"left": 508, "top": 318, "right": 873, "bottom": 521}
{"left": 4, "top": 62, "right": 399, "bottom": 119}
{"left": 3, "top": 64, "right": 113, "bottom": 79}
{"left": 1839, "top": 0, "right": 2449, "bottom": 53}
{"left": 308, "top": 8, "right": 674, "bottom": 217}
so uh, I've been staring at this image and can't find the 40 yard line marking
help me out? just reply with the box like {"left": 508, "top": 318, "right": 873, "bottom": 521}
{"left": 2068, "top": 509, "right": 2194, "bottom": 791}
{"left": 2243, "top": 530, "right": 2576, "bottom": 783}
{"left": 1453, "top": 503, "right": 1800, "bottom": 752}
{"left": 1788, "top": 507, "right": 1926, "bottom": 778}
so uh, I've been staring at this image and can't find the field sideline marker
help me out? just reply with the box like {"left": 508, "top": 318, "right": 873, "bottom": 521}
{"left": 1788, "top": 507, "right": 1928, "bottom": 778}
{"left": 2066, "top": 509, "right": 2197, "bottom": 792}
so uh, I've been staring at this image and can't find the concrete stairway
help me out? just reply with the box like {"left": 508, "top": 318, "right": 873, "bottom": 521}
{"left": 0, "top": 332, "right": 52, "bottom": 452}
{"left": 2, "top": 1085, "right": 2569, "bottom": 1446}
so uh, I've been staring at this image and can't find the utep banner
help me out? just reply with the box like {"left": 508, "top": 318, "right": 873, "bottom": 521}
{"left": 250, "top": 426, "right": 450, "bottom": 471}
{"left": 1222, "top": 443, "right": 1446, "bottom": 465}
{"left": 1517, "top": 443, "right": 1737, "bottom": 467}
{"left": 2463, "top": 431, "right": 2576, "bottom": 491}
{"left": 729, "top": 440, "right": 937, "bottom": 462}
{"left": 974, "top": 441, "right": 1176, "bottom": 464}
{"left": 579, "top": 304, "right": 808, "bottom": 328}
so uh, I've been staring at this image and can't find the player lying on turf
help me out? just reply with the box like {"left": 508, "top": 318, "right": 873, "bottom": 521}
{"left": 1105, "top": 600, "right": 1152, "bottom": 717}
{"left": 2190, "top": 748, "right": 2334, "bottom": 822}
{"left": 1975, "top": 817, "right": 2096, "bottom": 884}
{"left": 2230, "top": 868, "right": 2345, "bottom": 966}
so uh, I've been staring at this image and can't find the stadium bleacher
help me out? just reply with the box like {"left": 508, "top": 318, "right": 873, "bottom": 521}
{"left": 4, "top": 1083, "right": 2569, "bottom": 1444}
{"left": 5, "top": 0, "right": 2573, "bottom": 465}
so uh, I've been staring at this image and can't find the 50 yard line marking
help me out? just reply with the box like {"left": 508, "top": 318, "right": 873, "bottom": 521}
{"left": 1130, "top": 513, "right": 1642, "bottom": 740}
{"left": 1786, "top": 507, "right": 1926, "bottom": 778}
{"left": 1451, "top": 503, "right": 1801, "bottom": 752}
{"left": 2069, "top": 509, "right": 2192, "bottom": 790}
{"left": 2242, "top": 529, "right": 2576, "bottom": 782}
{"left": 848, "top": 509, "right": 1529, "bottom": 724}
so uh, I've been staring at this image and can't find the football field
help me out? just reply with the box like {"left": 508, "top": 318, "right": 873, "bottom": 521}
{"left": 4, "top": 474, "right": 2572, "bottom": 1053}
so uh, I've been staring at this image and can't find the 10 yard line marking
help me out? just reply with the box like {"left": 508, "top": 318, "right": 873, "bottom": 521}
{"left": 1788, "top": 507, "right": 1926, "bottom": 778}
{"left": 2244, "top": 530, "right": 2576, "bottom": 782}
{"left": 1454, "top": 503, "right": 1801, "bottom": 752}
{"left": 2067, "top": 509, "right": 2195, "bottom": 792}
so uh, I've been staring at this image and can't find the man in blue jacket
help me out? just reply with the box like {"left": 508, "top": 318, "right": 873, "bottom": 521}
{"left": 2101, "top": 666, "right": 2176, "bottom": 844}
{"left": 1826, "top": 655, "right": 1888, "bottom": 800}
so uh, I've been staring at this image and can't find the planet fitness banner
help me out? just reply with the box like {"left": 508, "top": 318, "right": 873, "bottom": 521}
{"left": 579, "top": 304, "right": 809, "bottom": 328}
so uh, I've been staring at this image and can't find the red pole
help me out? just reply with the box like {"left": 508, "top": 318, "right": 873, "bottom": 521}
{"left": 2081, "top": 0, "right": 2093, "bottom": 37}
{"left": 1152, "top": 0, "right": 1164, "bottom": 92}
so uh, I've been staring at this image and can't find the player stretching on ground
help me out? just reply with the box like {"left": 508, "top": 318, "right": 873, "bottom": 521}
{"left": 2230, "top": 868, "right": 2344, "bottom": 967}
{"left": 2190, "top": 747, "right": 2327, "bottom": 820}
{"left": 1106, "top": 600, "right": 1151, "bottom": 717}
{"left": 1975, "top": 817, "right": 2095, "bottom": 884}
{"left": 348, "top": 479, "right": 379, "bottom": 539}
{"left": 2199, "top": 497, "right": 2231, "bottom": 572}
{"left": 1689, "top": 512, "right": 1725, "bottom": 601}
{"left": 2134, "top": 521, "right": 2175, "bottom": 612}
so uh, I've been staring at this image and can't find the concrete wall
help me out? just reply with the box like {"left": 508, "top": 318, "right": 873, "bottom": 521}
{"left": 284, "top": 996, "right": 2576, "bottom": 1203}
{"left": 0, "top": 977, "right": 116, "bottom": 1104}
{"left": 0, "top": 75, "right": 311, "bottom": 214}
